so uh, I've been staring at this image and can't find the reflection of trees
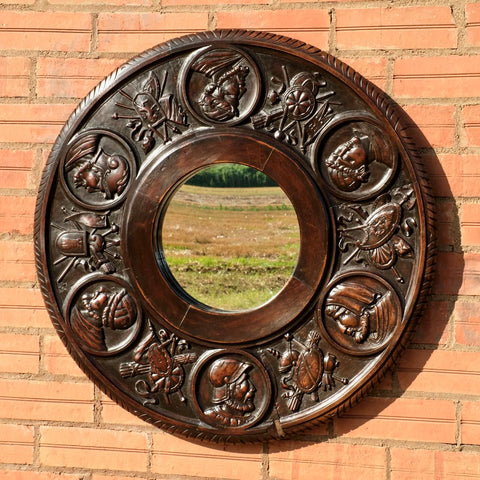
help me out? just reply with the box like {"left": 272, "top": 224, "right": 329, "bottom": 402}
{"left": 186, "top": 164, "right": 276, "bottom": 188}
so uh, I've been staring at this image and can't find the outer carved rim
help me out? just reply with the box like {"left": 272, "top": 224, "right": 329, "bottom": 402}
{"left": 34, "top": 29, "right": 436, "bottom": 443}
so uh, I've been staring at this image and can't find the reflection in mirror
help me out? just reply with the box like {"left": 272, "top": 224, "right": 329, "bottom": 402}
{"left": 161, "top": 163, "right": 301, "bottom": 311}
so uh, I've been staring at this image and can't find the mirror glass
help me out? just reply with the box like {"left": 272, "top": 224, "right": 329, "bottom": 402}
{"left": 161, "top": 163, "right": 301, "bottom": 311}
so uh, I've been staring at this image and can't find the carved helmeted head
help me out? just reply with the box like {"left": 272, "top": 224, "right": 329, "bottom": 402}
{"left": 325, "top": 134, "right": 370, "bottom": 192}
{"left": 73, "top": 147, "right": 129, "bottom": 200}
{"left": 208, "top": 357, "right": 256, "bottom": 413}
{"left": 66, "top": 133, "right": 129, "bottom": 200}
{"left": 192, "top": 50, "right": 250, "bottom": 122}
{"left": 82, "top": 287, "right": 137, "bottom": 331}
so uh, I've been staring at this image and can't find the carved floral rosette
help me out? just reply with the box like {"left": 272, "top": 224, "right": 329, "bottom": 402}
{"left": 35, "top": 30, "right": 435, "bottom": 443}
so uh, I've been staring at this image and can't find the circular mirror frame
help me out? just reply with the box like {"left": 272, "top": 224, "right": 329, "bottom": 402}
{"left": 160, "top": 162, "right": 301, "bottom": 311}
{"left": 35, "top": 30, "right": 435, "bottom": 443}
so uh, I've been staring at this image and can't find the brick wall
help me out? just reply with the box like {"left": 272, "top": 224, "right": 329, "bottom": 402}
{"left": 0, "top": 0, "right": 479, "bottom": 479}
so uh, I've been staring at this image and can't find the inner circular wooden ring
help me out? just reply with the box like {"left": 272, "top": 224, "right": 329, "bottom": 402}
{"left": 122, "top": 130, "right": 330, "bottom": 346}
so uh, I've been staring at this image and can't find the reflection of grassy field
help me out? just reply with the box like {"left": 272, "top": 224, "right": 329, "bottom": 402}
{"left": 162, "top": 185, "right": 300, "bottom": 310}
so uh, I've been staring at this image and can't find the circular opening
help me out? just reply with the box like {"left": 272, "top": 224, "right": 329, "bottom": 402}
{"left": 161, "top": 163, "right": 301, "bottom": 311}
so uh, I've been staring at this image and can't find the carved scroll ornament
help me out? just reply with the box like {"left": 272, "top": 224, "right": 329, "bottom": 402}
{"left": 35, "top": 30, "right": 435, "bottom": 443}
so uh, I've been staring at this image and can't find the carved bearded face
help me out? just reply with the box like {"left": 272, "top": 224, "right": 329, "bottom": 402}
{"left": 326, "top": 135, "right": 370, "bottom": 192}
{"left": 226, "top": 374, "right": 256, "bottom": 413}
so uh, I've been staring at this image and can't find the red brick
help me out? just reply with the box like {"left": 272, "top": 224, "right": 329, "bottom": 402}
{"left": 0, "top": 149, "right": 35, "bottom": 190}
{"left": 466, "top": 3, "right": 480, "bottom": 46}
{"left": 461, "top": 253, "right": 480, "bottom": 296}
{"left": 100, "top": 393, "right": 149, "bottom": 426}
{"left": 0, "top": 424, "right": 35, "bottom": 464}
{"left": 151, "top": 432, "right": 263, "bottom": 478}
{"left": 455, "top": 301, "right": 480, "bottom": 346}
{"left": 337, "top": 6, "right": 456, "bottom": 50}
{"left": 91, "top": 476, "right": 146, "bottom": 480}
{"left": 40, "top": 426, "right": 148, "bottom": 471}
{"left": 432, "top": 252, "right": 462, "bottom": 296}
{"left": 461, "top": 203, "right": 480, "bottom": 246}
{"left": 461, "top": 401, "right": 480, "bottom": 445}
{"left": 433, "top": 154, "right": 480, "bottom": 198}
{"left": 0, "top": 12, "right": 91, "bottom": 52}
{"left": 411, "top": 299, "right": 451, "bottom": 346}
{"left": 394, "top": 56, "right": 480, "bottom": 98}
{"left": 402, "top": 105, "right": 455, "bottom": 148}
{"left": 0, "top": 287, "right": 51, "bottom": 329}
{"left": 339, "top": 56, "right": 388, "bottom": 90}
{"left": 0, "top": 104, "right": 75, "bottom": 144}
{"left": 398, "top": 349, "right": 480, "bottom": 396}
{"left": 0, "top": 57, "right": 30, "bottom": 97}
{"left": 391, "top": 448, "right": 480, "bottom": 480}
{"left": 0, "top": 240, "right": 36, "bottom": 282}
{"left": 49, "top": 0, "right": 150, "bottom": 4}
{"left": 164, "top": 0, "right": 267, "bottom": 4}
{"left": 37, "top": 57, "right": 125, "bottom": 99}
{"left": 0, "top": 472, "right": 82, "bottom": 480}
{"left": 269, "top": 442, "right": 386, "bottom": 480}
{"left": 436, "top": 200, "right": 457, "bottom": 250}
{"left": 97, "top": 12, "right": 209, "bottom": 53}
{"left": 0, "top": 195, "right": 35, "bottom": 235}
{"left": 0, "top": 378, "right": 93, "bottom": 422}
{"left": 216, "top": 9, "right": 330, "bottom": 48}
{"left": 280, "top": 0, "right": 363, "bottom": 2}
{"left": 333, "top": 396, "right": 456, "bottom": 443}
{"left": 463, "top": 105, "right": 480, "bottom": 147}
{"left": 0, "top": 333, "right": 39, "bottom": 374}
{"left": 42, "top": 335, "right": 84, "bottom": 377}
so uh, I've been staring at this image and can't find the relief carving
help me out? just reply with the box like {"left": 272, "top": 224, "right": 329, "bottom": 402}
{"left": 35, "top": 31, "right": 435, "bottom": 441}
{"left": 191, "top": 350, "right": 272, "bottom": 430}
{"left": 268, "top": 330, "right": 348, "bottom": 411}
{"left": 192, "top": 50, "right": 250, "bottom": 122}
{"left": 120, "top": 322, "right": 197, "bottom": 405}
{"left": 315, "top": 117, "right": 398, "bottom": 201}
{"left": 203, "top": 357, "right": 256, "bottom": 427}
{"left": 318, "top": 273, "right": 402, "bottom": 355}
{"left": 181, "top": 47, "right": 261, "bottom": 125}
{"left": 113, "top": 71, "right": 187, "bottom": 153}
{"left": 53, "top": 209, "right": 120, "bottom": 281}
{"left": 61, "top": 129, "right": 136, "bottom": 209}
{"left": 68, "top": 278, "right": 141, "bottom": 356}
{"left": 325, "top": 134, "right": 370, "bottom": 192}
{"left": 251, "top": 66, "right": 337, "bottom": 152}
{"left": 338, "top": 185, "right": 416, "bottom": 282}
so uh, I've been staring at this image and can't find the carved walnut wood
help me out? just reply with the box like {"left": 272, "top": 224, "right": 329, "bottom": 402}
{"left": 34, "top": 30, "right": 435, "bottom": 443}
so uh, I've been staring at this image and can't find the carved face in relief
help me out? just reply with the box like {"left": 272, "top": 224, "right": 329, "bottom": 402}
{"left": 199, "top": 65, "right": 250, "bottom": 122}
{"left": 73, "top": 148, "right": 129, "bottom": 200}
{"left": 325, "top": 281, "right": 386, "bottom": 344}
{"left": 325, "top": 135, "right": 370, "bottom": 192}
{"left": 204, "top": 357, "right": 256, "bottom": 426}
{"left": 70, "top": 286, "right": 137, "bottom": 353}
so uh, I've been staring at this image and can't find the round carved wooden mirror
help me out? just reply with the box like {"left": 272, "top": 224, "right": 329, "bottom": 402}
{"left": 35, "top": 30, "right": 435, "bottom": 442}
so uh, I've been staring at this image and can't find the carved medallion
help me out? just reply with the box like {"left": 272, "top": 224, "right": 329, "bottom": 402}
{"left": 64, "top": 275, "right": 142, "bottom": 356}
{"left": 60, "top": 129, "right": 137, "bottom": 210}
{"left": 191, "top": 349, "right": 272, "bottom": 431}
{"left": 35, "top": 31, "right": 435, "bottom": 442}
{"left": 180, "top": 46, "right": 261, "bottom": 125}
{"left": 317, "top": 273, "right": 402, "bottom": 355}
